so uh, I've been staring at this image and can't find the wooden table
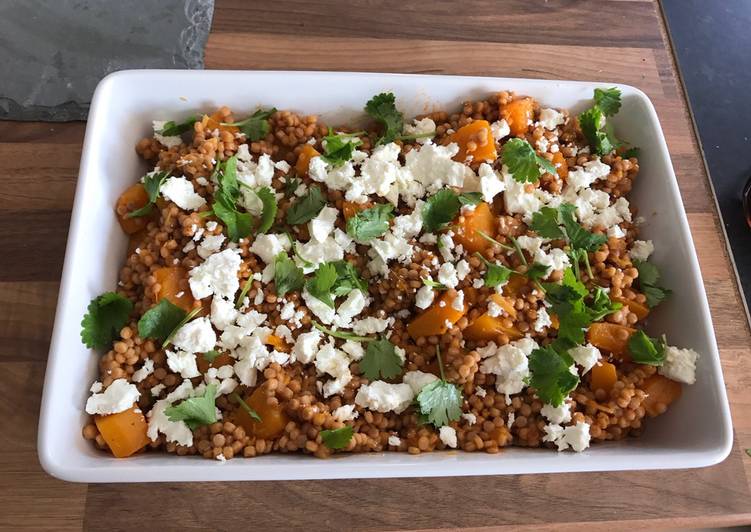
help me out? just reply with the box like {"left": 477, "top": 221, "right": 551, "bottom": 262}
{"left": 2, "top": 0, "right": 751, "bottom": 529}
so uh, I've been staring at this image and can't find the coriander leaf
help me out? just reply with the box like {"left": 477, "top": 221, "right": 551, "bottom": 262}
{"left": 360, "top": 337, "right": 404, "bottom": 380}
{"left": 346, "top": 203, "right": 394, "bottom": 242}
{"left": 284, "top": 175, "right": 301, "bottom": 197}
{"left": 137, "top": 299, "right": 187, "bottom": 343}
{"left": 126, "top": 171, "right": 170, "bottom": 218}
{"left": 202, "top": 350, "right": 220, "bottom": 363}
{"left": 165, "top": 384, "right": 218, "bottom": 430}
{"left": 331, "top": 260, "right": 367, "bottom": 296}
{"left": 530, "top": 207, "right": 565, "bottom": 239}
{"left": 525, "top": 262, "right": 551, "bottom": 281}
{"left": 622, "top": 147, "right": 640, "bottom": 159}
{"left": 458, "top": 192, "right": 483, "bottom": 205}
{"left": 321, "top": 130, "right": 362, "bottom": 167}
{"left": 634, "top": 260, "right": 672, "bottom": 308}
{"left": 502, "top": 138, "right": 557, "bottom": 183}
{"left": 213, "top": 193, "right": 253, "bottom": 242}
{"left": 305, "top": 263, "right": 338, "bottom": 307}
{"left": 313, "top": 321, "right": 374, "bottom": 342}
{"left": 543, "top": 269, "right": 591, "bottom": 344}
{"left": 286, "top": 185, "right": 326, "bottom": 225}
{"left": 558, "top": 203, "right": 607, "bottom": 252}
{"left": 217, "top": 155, "right": 240, "bottom": 200}
{"left": 321, "top": 426, "right": 354, "bottom": 450}
{"left": 474, "top": 253, "right": 512, "bottom": 288}
{"left": 579, "top": 104, "right": 621, "bottom": 156}
{"left": 422, "top": 189, "right": 462, "bottom": 232}
{"left": 587, "top": 286, "right": 622, "bottom": 321}
{"left": 274, "top": 252, "right": 305, "bottom": 296}
{"left": 364, "top": 92, "right": 404, "bottom": 146}
{"left": 159, "top": 116, "right": 198, "bottom": 136}
{"left": 422, "top": 277, "right": 448, "bottom": 290}
{"left": 594, "top": 87, "right": 622, "bottom": 116}
{"left": 236, "top": 277, "right": 253, "bottom": 309}
{"left": 416, "top": 380, "right": 463, "bottom": 427}
{"left": 80, "top": 292, "right": 133, "bottom": 350}
{"left": 232, "top": 391, "right": 261, "bottom": 422}
{"left": 256, "top": 186, "right": 277, "bottom": 234}
{"left": 627, "top": 330, "right": 666, "bottom": 365}
{"left": 224, "top": 108, "right": 276, "bottom": 141}
{"left": 528, "top": 346, "right": 580, "bottom": 407}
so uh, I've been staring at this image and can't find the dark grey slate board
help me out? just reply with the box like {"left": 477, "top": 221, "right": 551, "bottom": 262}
{"left": 0, "top": 0, "right": 214, "bottom": 121}
{"left": 662, "top": 0, "right": 751, "bottom": 310}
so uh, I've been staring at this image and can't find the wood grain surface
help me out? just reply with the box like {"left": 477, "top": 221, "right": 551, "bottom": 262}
{"left": 2, "top": 0, "right": 751, "bottom": 530}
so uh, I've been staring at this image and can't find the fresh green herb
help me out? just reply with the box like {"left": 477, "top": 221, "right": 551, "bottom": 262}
{"left": 158, "top": 116, "right": 198, "bottom": 137}
{"left": 634, "top": 260, "right": 672, "bottom": 308}
{"left": 422, "top": 189, "right": 483, "bottom": 232}
{"left": 543, "top": 269, "right": 592, "bottom": 345}
{"left": 231, "top": 391, "right": 261, "bottom": 422}
{"left": 321, "top": 130, "right": 363, "bottom": 167}
{"left": 622, "top": 147, "right": 640, "bottom": 159}
{"left": 475, "top": 230, "right": 515, "bottom": 252}
{"left": 126, "top": 171, "right": 170, "bottom": 218}
{"left": 360, "top": 337, "right": 404, "bottom": 381}
{"left": 594, "top": 87, "right": 622, "bottom": 116}
{"left": 284, "top": 175, "right": 301, "bottom": 197}
{"left": 312, "top": 321, "right": 374, "bottom": 342}
{"left": 474, "top": 252, "right": 512, "bottom": 288}
{"left": 212, "top": 155, "right": 253, "bottom": 242}
{"left": 502, "top": 138, "right": 557, "bottom": 183}
{"left": 255, "top": 186, "right": 277, "bottom": 234}
{"left": 529, "top": 207, "right": 565, "bottom": 240}
{"left": 236, "top": 276, "right": 253, "bottom": 309}
{"left": 274, "top": 252, "right": 305, "bottom": 297}
{"left": 162, "top": 306, "right": 202, "bottom": 349}
{"left": 567, "top": 248, "right": 593, "bottom": 281}
{"left": 331, "top": 260, "right": 368, "bottom": 296}
{"left": 137, "top": 299, "right": 187, "bottom": 343}
{"left": 364, "top": 92, "right": 404, "bottom": 146}
{"left": 202, "top": 350, "right": 220, "bottom": 363}
{"left": 305, "top": 263, "right": 338, "bottom": 307}
{"left": 587, "top": 286, "right": 622, "bottom": 321}
{"left": 628, "top": 330, "right": 666, "bottom": 366}
{"left": 525, "top": 262, "right": 551, "bottom": 282}
{"left": 415, "top": 346, "right": 463, "bottom": 428}
{"left": 80, "top": 292, "right": 133, "bottom": 350}
{"left": 530, "top": 204, "right": 606, "bottom": 252}
{"left": 320, "top": 426, "right": 354, "bottom": 450}
{"left": 197, "top": 209, "right": 214, "bottom": 218}
{"left": 508, "top": 235, "right": 528, "bottom": 266}
{"left": 222, "top": 107, "right": 276, "bottom": 141}
{"left": 286, "top": 185, "right": 326, "bottom": 225}
{"left": 165, "top": 384, "right": 218, "bottom": 429}
{"left": 422, "top": 278, "right": 448, "bottom": 290}
{"left": 528, "top": 345, "right": 579, "bottom": 407}
{"left": 346, "top": 203, "right": 394, "bottom": 242}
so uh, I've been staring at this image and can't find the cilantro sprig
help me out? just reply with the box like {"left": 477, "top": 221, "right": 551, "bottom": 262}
{"left": 474, "top": 252, "right": 512, "bottom": 288}
{"left": 365, "top": 92, "right": 404, "bottom": 146}
{"left": 313, "top": 321, "right": 374, "bottom": 342}
{"left": 628, "top": 330, "right": 666, "bottom": 365}
{"left": 126, "top": 171, "right": 170, "bottom": 218}
{"left": 360, "top": 337, "right": 404, "bottom": 380}
{"left": 346, "top": 203, "right": 394, "bottom": 242}
{"left": 321, "top": 130, "right": 364, "bottom": 167}
{"left": 422, "top": 278, "right": 448, "bottom": 290}
{"left": 331, "top": 260, "right": 368, "bottom": 296}
{"left": 415, "top": 346, "right": 463, "bottom": 427}
{"left": 137, "top": 298, "right": 187, "bottom": 343}
{"left": 502, "top": 138, "right": 556, "bottom": 183}
{"left": 212, "top": 155, "right": 253, "bottom": 242}
{"left": 321, "top": 426, "right": 354, "bottom": 450}
{"left": 221, "top": 107, "right": 276, "bottom": 141}
{"left": 422, "top": 189, "right": 482, "bottom": 232}
{"left": 80, "top": 292, "right": 133, "bottom": 350}
{"left": 594, "top": 87, "right": 622, "bottom": 116}
{"left": 305, "top": 263, "right": 338, "bottom": 307}
{"left": 255, "top": 186, "right": 277, "bottom": 234}
{"left": 528, "top": 345, "right": 579, "bottom": 407}
{"left": 634, "top": 260, "right": 672, "bottom": 308}
{"left": 165, "top": 384, "right": 218, "bottom": 429}
{"left": 578, "top": 88, "right": 624, "bottom": 156}
{"left": 286, "top": 185, "right": 326, "bottom": 225}
{"left": 530, "top": 204, "right": 606, "bottom": 252}
{"left": 274, "top": 252, "right": 305, "bottom": 297}
{"left": 158, "top": 116, "right": 198, "bottom": 137}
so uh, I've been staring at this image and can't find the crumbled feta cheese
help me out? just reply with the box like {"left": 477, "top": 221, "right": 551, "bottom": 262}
{"left": 630, "top": 240, "right": 655, "bottom": 261}
{"left": 315, "top": 342, "right": 352, "bottom": 397}
{"left": 197, "top": 234, "right": 225, "bottom": 259}
{"left": 659, "top": 345, "right": 699, "bottom": 384}
{"left": 487, "top": 300, "right": 503, "bottom": 318}
{"left": 506, "top": 411, "right": 515, "bottom": 428}
{"left": 536, "top": 137, "right": 549, "bottom": 153}
{"left": 334, "top": 289, "right": 369, "bottom": 327}
{"left": 562, "top": 421, "right": 591, "bottom": 452}
{"left": 478, "top": 163, "right": 506, "bottom": 203}
{"left": 166, "top": 349, "right": 200, "bottom": 379}
{"left": 403, "top": 117, "right": 436, "bottom": 144}
{"left": 292, "top": 330, "right": 322, "bottom": 364}
{"left": 351, "top": 316, "right": 392, "bottom": 336}
{"left": 236, "top": 147, "right": 274, "bottom": 189}
{"left": 607, "top": 225, "right": 626, "bottom": 239}
{"left": 419, "top": 232, "right": 438, "bottom": 245}
{"left": 541, "top": 402, "right": 572, "bottom": 424}
{"left": 341, "top": 340, "right": 365, "bottom": 361}
{"left": 475, "top": 386, "right": 487, "bottom": 398}
{"left": 210, "top": 297, "right": 239, "bottom": 331}
{"left": 490, "top": 119, "right": 511, "bottom": 142}
{"left": 534, "top": 307, "right": 552, "bottom": 332}
{"left": 402, "top": 370, "right": 439, "bottom": 395}
{"left": 90, "top": 381, "right": 103, "bottom": 393}
{"left": 172, "top": 317, "right": 216, "bottom": 354}
{"left": 189, "top": 249, "right": 242, "bottom": 300}
{"left": 150, "top": 383, "right": 165, "bottom": 397}
{"left": 472, "top": 277, "right": 485, "bottom": 289}
{"left": 570, "top": 344, "right": 602, "bottom": 374}
{"left": 302, "top": 289, "right": 336, "bottom": 324}
{"left": 566, "top": 159, "right": 611, "bottom": 191}
{"left": 274, "top": 160, "right": 291, "bottom": 173}
{"left": 249, "top": 233, "right": 291, "bottom": 265}
{"left": 438, "top": 233, "right": 455, "bottom": 261}
{"left": 455, "top": 259, "right": 470, "bottom": 281}
{"left": 388, "top": 435, "right": 402, "bottom": 446}
{"left": 439, "top": 426, "right": 458, "bottom": 448}
{"left": 355, "top": 381, "right": 414, "bottom": 413}
{"left": 332, "top": 404, "right": 359, "bottom": 422}
{"left": 451, "top": 290, "right": 465, "bottom": 311}
{"left": 182, "top": 240, "right": 196, "bottom": 253}
{"left": 147, "top": 399, "right": 194, "bottom": 446}
{"left": 538, "top": 108, "right": 565, "bottom": 130}
{"left": 297, "top": 236, "right": 345, "bottom": 271}
{"left": 85, "top": 378, "right": 140, "bottom": 415}
{"left": 437, "top": 262, "right": 459, "bottom": 289}
{"left": 403, "top": 140, "right": 472, "bottom": 194}
{"left": 461, "top": 412, "right": 477, "bottom": 425}
{"left": 132, "top": 358, "right": 155, "bottom": 383}
{"left": 160, "top": 176, "right": 207, "bottom": 211}
{"left": 309, "top": 206, "right": 339, "bottom": 243}
{"left": 152, "top": 121, "right": 183, "bottom": 148}
{"left": 479, "top": 337, "right": 538, "bottom": 400}
{"left": 415, "top": 285, "right": 435, "bottom": 309}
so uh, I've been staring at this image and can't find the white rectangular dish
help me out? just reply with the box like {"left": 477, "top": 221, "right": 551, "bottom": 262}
{"left": 38, "top": 70, "right": 732, "bottom": 482}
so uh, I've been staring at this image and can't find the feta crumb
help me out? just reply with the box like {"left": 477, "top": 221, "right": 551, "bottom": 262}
{"left": 415, "top": 285, "right": 435, "bottom": 309}
{"left": 478, "top": 162, "right": 505, "bottom": 203}
{"left": 355, "top": 381, "right": 414, "bottom": 413}
{"left": 341, "top": 340, "right": 365, "bottom": 361}
{"left": 166, "top": 349, "right": 200, "bottom": 379}
{"left": 85, "top": 379, "right": 140, "bottom": 415}
{"left": 89, "top": 381, "right": 103, "bottom": 393}
{"left": 630, "top": 240, "right": 655, "bottom": 261}
{"left": 388, "top": 435, "right": 402, "bottom": 446}
{"left": 160, "top": 176, "right": 207, "bottom": 211}
{"left": 172, "top": 316, "right": 216, "bottom": 353}
{"left": 248, "top": 233, "right": 291, "bottom": 266}
{"left": 541, "top": 402, "right": 572, "bottom": 424}
{"left": 292, "top": 330, "right": 322, "bottom": 364}
{"left": 402, "top": 370, "right": 439, "bottom": 395}
{"left": 562, "top": 421, "right": 591, "bottom": 452}
{"left": 659, "top": 345, "right": 699, "bottom": 384}
{"left": 437, "top": 262, "right": 459, "bottom": 289}
{"left": 189, "top": 249, "right": 242, "bottom": 300}
{"left": 461, "top": 413, "right": 477, "bottom": 425}
{"left": 132, "top": 358, "right": 155, "bottom": 383}
{"left": 402, "top": 117, "right": 436, "bottom": 144}
{"left": 569, "top": 344, "right": 602, "bottom": 374}
{"left": 351, "top": 316, "right": 392, "bottom": 336}
{"left": 475, "top": 386, "right": 487, "bottom": 398}
{"left": 439, "top": 426, "right": 458, "bottom": 448}
{"left": 152, "top": 120, "right": 183, "bottom": 148}
{"left": 479, "top": 337, "right": 538, "bottom": 400}
{"left": 506, "top": 411, "right": 515, "bottom": 428}
{"left": 197, "top": 234, "right": 226, "bottom": 259}
{"left": 490, "top": 119, "right": 510, "bottom": 142}
{"left": 534, "top": 307, "right": 552, "bottom": 332}
{"left": 274, "top": 160, "right": 291, "bottom": 173}
{"left": 150, "top": 383, "right": 165, "bottom": 397}
{"left": 451, "top": 290, "right": 465, "bottom": 311}
{"left": 309, "top": 206, "right": 339, "bottom": 243}
{"left": 332, "top": 404, "right": 359, "bottom": 422}
{"left": 538, "top": 108, "right": 565, "bottom": 130}
{"left": 487, "top": 300, "right": 503, "bottom": 317}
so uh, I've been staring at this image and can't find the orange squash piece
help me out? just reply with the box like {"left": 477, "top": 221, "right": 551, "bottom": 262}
{"left": 641, "top": 374, "right": 682, "bottom": 417}
{"left": 502, "top": 273, "right": 528, "bottom": 297}
{"left": 264, "top": 334, "right": 290, "bottom": 353}
{"left": 295, "top": 144, "right": 321, "bottom": 176}
{"left": 551, "top": 152, "right": 568, "bottom": 179}
{"left": 449, "top": 120, "right": 497, "bottom": 163}
{"left": 407, "top": 292, "right": 468, "bottom": 339}
{"left": 590, "top": 361, "right": 617, "bottom": 394}
{"left": 94, "top": 406, "right": 150, "bottom": 458}
{"left": 452, "top": 201, "right": 496, "bottom": 254}
{"left": 116, "top": 183, "right": 151, "bottom": 234}
{"left": 235, "top": 382, "right": 289, "bottom": 439}
{"left": 614, "top": 297, "right": 650, "bottom": 321}
{"left": 586, "top": 322, "right": 636, "bottom": 358}
{"left": 342, "top": 200, "right": 373, "bottom": 221}
{"left": 464, "top": 294, "right": 522, "bottom": 342}
{"left": 197, "top": 352, "right": 234, "bottom": 374}
{"left": 501, "top": 97, "right": 535, "bottom": 137}
{"left": 153, "top": 266, "right": 194, "bottom": 312}
{"left": 202, "top": 111, "right": 239, "bottom": 135}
